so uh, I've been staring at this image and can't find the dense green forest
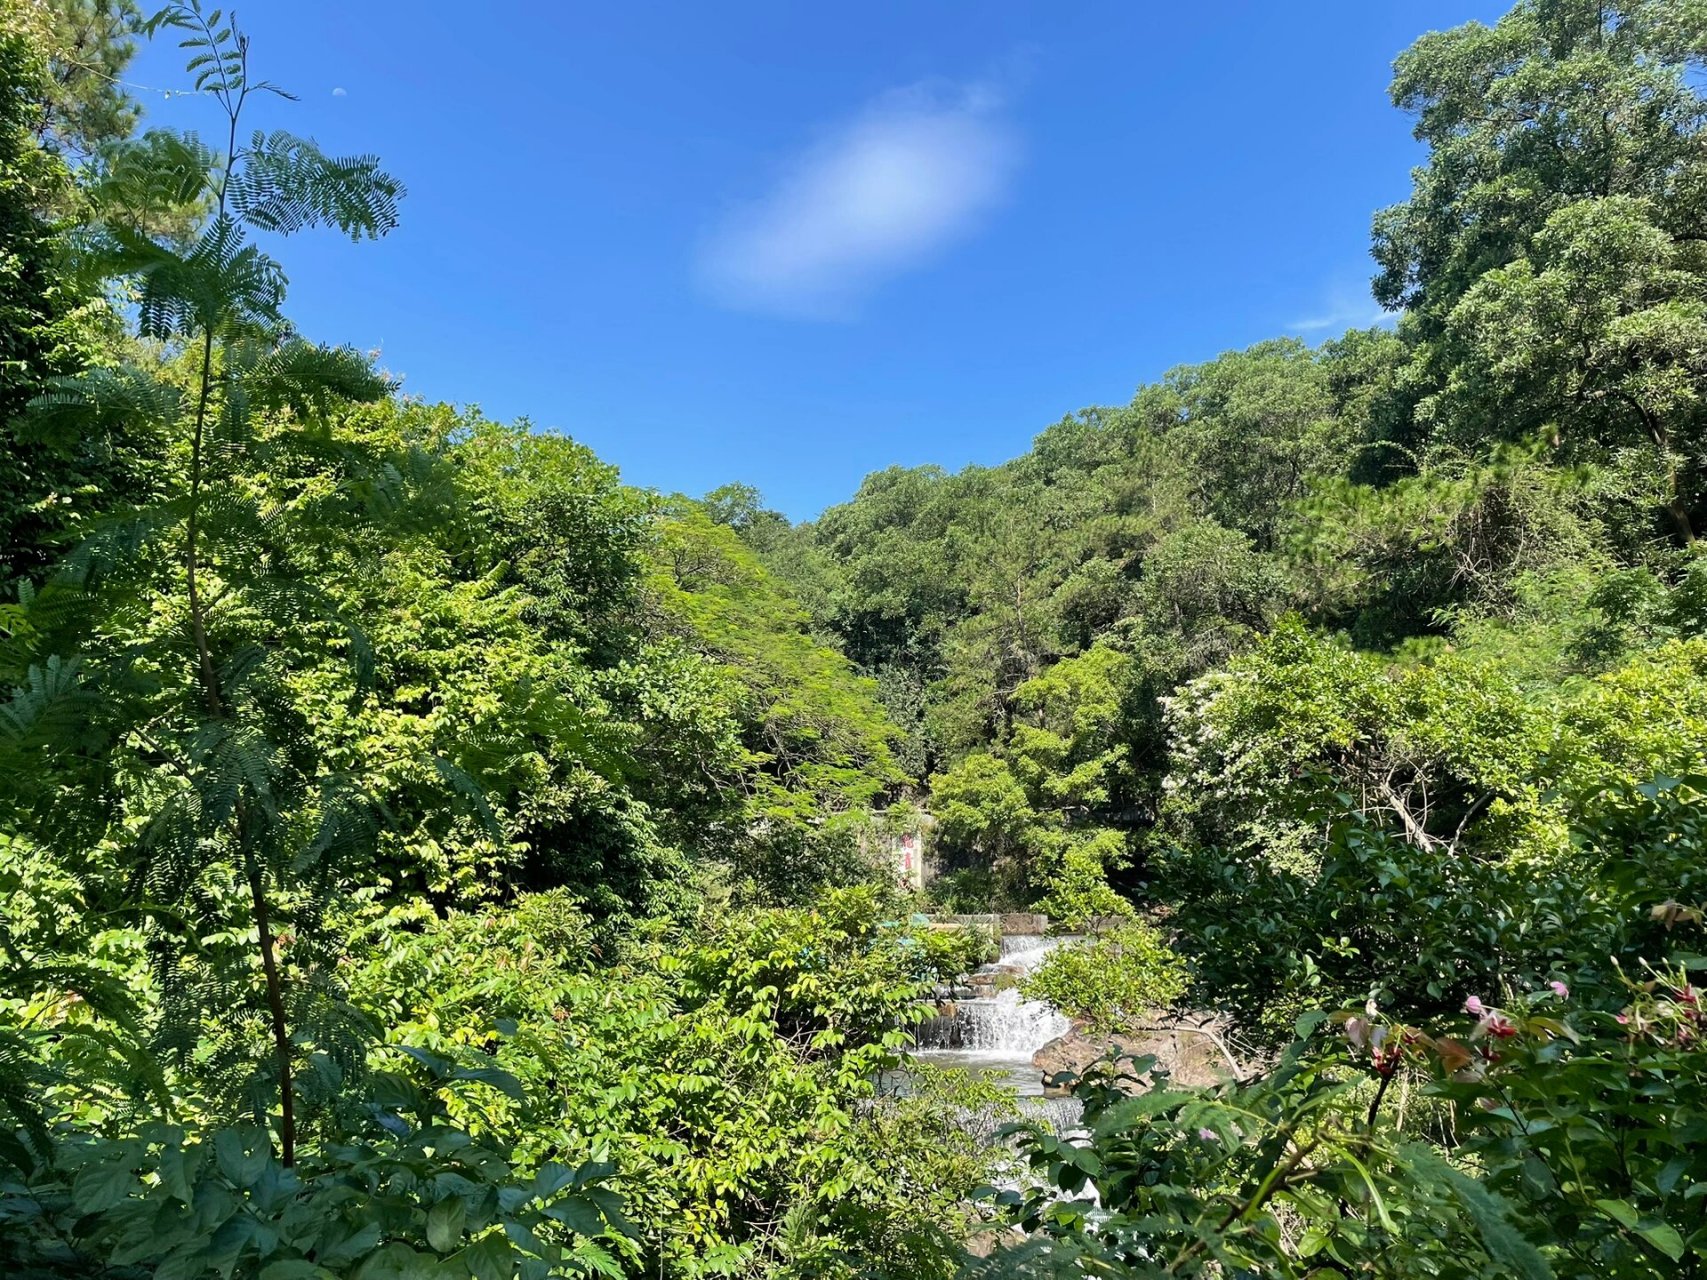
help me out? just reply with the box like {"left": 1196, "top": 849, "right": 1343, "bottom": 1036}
{"left": 3, "top": 0, "right": 1706, "bottom": 1276}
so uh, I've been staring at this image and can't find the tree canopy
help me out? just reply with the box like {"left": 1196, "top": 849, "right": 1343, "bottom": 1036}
{"left": 5, "top": 2, "right": 1707, "bottom": 1277}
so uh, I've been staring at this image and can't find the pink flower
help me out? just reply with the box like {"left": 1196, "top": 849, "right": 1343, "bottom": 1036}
{"left": 1197, "top": 1127, "right": 1216, "bottom": 1141}
{"left": 1549, "top": 981, "right": 1569, "bottom": 999}
{"left": 1464, "top": 995, "right": 1487, "bottom": 1016}
{"left": 1615, "top": 1013, "right": 1630, "bottom": 1025}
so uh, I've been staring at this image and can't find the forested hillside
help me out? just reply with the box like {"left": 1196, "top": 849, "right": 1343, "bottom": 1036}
{"left": 3, "top": 1, "right": 1707, "bottom": 1277}
{"left": 721, "top": 1, "right": 1707, "bottom": 954}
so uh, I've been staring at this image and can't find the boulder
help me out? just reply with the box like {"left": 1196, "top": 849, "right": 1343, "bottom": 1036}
{"left": 1033, "top": 1013, "right": 1241, "bottom": 1093}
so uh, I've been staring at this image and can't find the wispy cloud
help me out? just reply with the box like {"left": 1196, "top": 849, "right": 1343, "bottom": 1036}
{"left": 1287, "top": 281, "right": 1394, "bottom": 335}
{"left": 696, "top": 81, "right": 1020, "bottom": 320}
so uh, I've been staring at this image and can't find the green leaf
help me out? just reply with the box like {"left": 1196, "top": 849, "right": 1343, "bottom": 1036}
{"left": 1401, "top": 1143, "right": 1552, "bottom": 1280}
{"left": 1635, "top": 1220, "right": 1685, "bottom": 1262}
{"left": 156, "top": 1144, "right": 196, "bottom": 1204}
{"left": 261, "top": 1263, "right": 333, "bottom": 1280}
{"left": 426, "top": 1196, "right": 467, "bottom": 1253}
{"left": 72, "top": 1160, "right": 135, "bottom": 1212}
{"left": 459, "top": 1233, "right": 514, "bottom": 1280}
{"left": 215, "top": 1129, "right": 270, "bottom": 1187}
{"left": 317, "top": 1222, "right": 383, "bottom": 1268}
{"left": 1595, "top": 1198, "right": 1640, "bottom": 1229}
{"left": 572, "top": 1159, "right": 618, "bottom": 1188}
{"left": 542, "top": 1196, "right": 607, "bottom": 1237}
{"left": 1294, "top": 1009, "right": 1329, "bottom": 1038}
{"left": 530, "top": 1163, "right": 574, "bottom": 1197}
{"left": 449, "top": 1065, "right": 525, "bottom": 1102}
{"left": 352, "top": 1243, "right": 438, "bottom": 1280}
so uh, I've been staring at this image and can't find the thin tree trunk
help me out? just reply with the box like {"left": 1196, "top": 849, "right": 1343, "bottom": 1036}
{"left": 1667, "top": 498, "right": 1696, "bottom": 545}
{"left": 185, "top": 326, "right": 223, "bottom": 714}
{"left": 242, "top": 834, "right": 295, "bottom": 1167}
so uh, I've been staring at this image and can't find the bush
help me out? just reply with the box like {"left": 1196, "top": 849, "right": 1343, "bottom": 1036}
{"left": 988, "top": 971, "right": 1707, "bottom": 1277}
{"left": 0, "top": 1049, "right": 633, "bottom": 1278}
{"left": 1021, "top": 923, "right": 1187, "bottom": 1031}
{"left": 1034, "top": 828, "right": 1136, "bottom": 931}
{"left": 908, "top": 922, "right": 997, "bottom": 985}
{"left": 1168, "top": 776, "right": 1707, "bottom": 1042}
{"left": 923, "top": 864, "right": 1006, "bottom": 914}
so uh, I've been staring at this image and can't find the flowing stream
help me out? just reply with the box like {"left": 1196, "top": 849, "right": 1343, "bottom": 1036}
{"left": 909, "top": 933, "right": 1082, "bottom": 1134}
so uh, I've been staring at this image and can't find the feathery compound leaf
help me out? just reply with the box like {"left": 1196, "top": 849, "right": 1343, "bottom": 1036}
{"left": 129, "top": 215, "right": 286, "bottom": 339}
{"left": 21, "top": 367, "right": 182, "bottom": 449}
{"left": 89, "top": 129, "right": 217, "bottom": 230}
{"left": 1397, "top": 1142, "right": 1553, "bottom": 1280}
{"left": 433, "top": 757, "right": 505, "bottom": 840}
{"left": 244, "top": 341, "right": 391, "bottom": 422}
{"left": 0, "top": 1027, "right": 51, "bottom": 1156}
{"left": 0, "top": 657, "right": 98, "bottom": 757}
{"left": 230, "top": 130, "right": 403, "bottom": 239}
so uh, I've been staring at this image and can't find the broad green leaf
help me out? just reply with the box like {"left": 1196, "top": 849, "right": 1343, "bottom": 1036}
{"left": 459, "top": 1233, "right": 515, "bottom": 1280}
{"left": 261, "top": 1262, "right": 334, "bottom": 1280}
{"left": 1595, "top": 1198, "right": 1640, "bottom": 1229}
{"left": 215, "top": 1129, "right": 269, "bottom": 1187}
{"left": 72, "top": 1161, "right": 135, "bottom": 1213}
{"left": 1635, "top": 1220, "right": 1685, "bottom": 1262}
{"left": 426, "top": 1196, "right": 467, "bottom": 1253}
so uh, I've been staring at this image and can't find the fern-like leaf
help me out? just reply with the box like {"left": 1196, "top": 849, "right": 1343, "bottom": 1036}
{"left": 87, "top": 129, "right": 216, "bottom": 234}
{"left": 20, "top": 366, "right": 183, "bottom": 450}
{"left": 132, "top": 215, "right": 286, "bottom": 340}
{"left": 0, "top": 657, "right": 98, "bottom": 757}
{"left": 229, "top": 129, "right": 403, "bottom": 240}
{"left": 244, "top": 340, "right": 391, "bottom": 424}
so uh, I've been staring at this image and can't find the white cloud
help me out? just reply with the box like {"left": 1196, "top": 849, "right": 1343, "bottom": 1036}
{"left": 696, "top": 82, "right": 1020, "bottom": 319}
{"left": 1288, "top": 283, "right": 1393, "bottom": 335}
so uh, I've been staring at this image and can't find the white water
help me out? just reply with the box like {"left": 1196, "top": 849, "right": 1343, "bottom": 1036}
{"left": 909, "top": 932, "right": 1083, "bottom": 1134}
{"left": 945, "top": 985, "right": 1071, "bottom": 1052}
{"left": 913, "top": 934, "right": 1070, "bottom": 1062}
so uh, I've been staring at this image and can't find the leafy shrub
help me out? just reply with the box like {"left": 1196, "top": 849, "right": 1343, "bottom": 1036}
{"left": 1, "top": 1062, "right": 632, "bottom": 1279}
{"left": 985, "top": 772, "right": 1707, "bottom": 1278}
{"left": 1033, "top": 828, "right": 1135, "bottom": 931}
{"left": 909, "top": 922, "right": 997, "bottom": 984}
{"left": 344, "top": 885, "right": 995, "bottom": 1276}
{"left": 1421, "top": 975, "right": 1706, "bottom": 1275}
{"left": 924, "top": 864, "right": 1006, "bottom": 914}
{"left": 983, "top": 975, "right": 1707, "bottom": 1276}
{"left": 978, "top": 1042, "right": 1545, "bottom": 1279}
{"left": 1170, "top": 776, "right": 1707, "bottom": 1041}
{"left": 1020, "top": 923, "right": 1187, "bottom": 1031}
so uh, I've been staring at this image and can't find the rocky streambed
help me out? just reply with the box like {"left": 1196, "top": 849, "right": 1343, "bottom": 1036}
{"left": 911, "top": 926, "right": 1240, "bottom": 1123}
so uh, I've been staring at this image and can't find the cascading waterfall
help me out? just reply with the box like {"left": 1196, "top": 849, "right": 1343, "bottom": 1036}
{"left": 908, "top": 931, "right": 1085, "bottom": 1137}
{"left": 949, "top": 986, "right": 1071, "bottom": 1052}
{"left": 913, "top": 934, "right": 1071, "bottom": 1056}
{"left": 999, "top": 932, "right": 1055, "bottom": 961}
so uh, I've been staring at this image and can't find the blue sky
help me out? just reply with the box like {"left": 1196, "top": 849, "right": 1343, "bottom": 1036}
{"left": 128, "top": 2, "right": 1507, "bottom": 520}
